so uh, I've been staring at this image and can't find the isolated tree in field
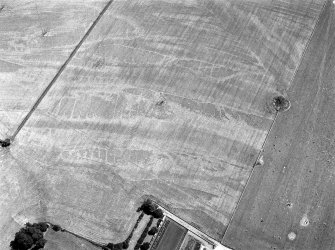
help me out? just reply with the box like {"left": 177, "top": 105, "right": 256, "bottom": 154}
{"left": 140, "top": 242, "right": 151, "bottom": 250}
{"left": 148, "top": 227, "right": 158, "bottom": 235}
{"left": 272, "top": 96, "right": 290, "bottom": 112}
{"left": 0, "top": 138, "right": 10, "bottom": 147}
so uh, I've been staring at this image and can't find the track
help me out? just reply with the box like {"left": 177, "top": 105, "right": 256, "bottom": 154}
{"left": 10, "top": 0, "right": 115, "bottom": 140}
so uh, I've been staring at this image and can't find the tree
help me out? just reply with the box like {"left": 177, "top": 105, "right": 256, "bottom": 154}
{"left": 152, "top": 209, "right": 164, "bottom": 219}
{"left": 122, "top": 241, "right": 129, "bottom": 249}
{"left": 31, "top": 238, "right": 47, "bottom": 250}
{"left": 113, "top": 243, "right": 123, "bottom": 250}
{"left": 0, "top": 138, "right": 10, "bottom": 147}
{"left": 140, "top": 199, "right": 158, "bottom": 215}
{"left": 140, "top": 242, "right": 150, "bottom": 250}
{"left": 37, "top": 222, "right": 49, "bottom": 232}
{"left": 10, "top": 232, "right": 34, "bottom": 250}
{"left": 32, "top": 231, "right": 43, "bottom": 240}
{"left": 272, "top": 96, "right": 290, "bottom": 111}
{"left": 10, "top": 222, "right": 49, "bottom": 250}
{"left": 106, "top": 243, "right": 114, "bottom": 249}
{"left": 148, "top": 227, "right": 158, "bottom": 235}
{"left": 52, "top": 224, "right": 62, "bottom": 232}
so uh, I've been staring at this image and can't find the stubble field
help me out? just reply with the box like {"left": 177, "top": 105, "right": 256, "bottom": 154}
{"left": 0, "top": 0, "right": 326, "bottom": 249}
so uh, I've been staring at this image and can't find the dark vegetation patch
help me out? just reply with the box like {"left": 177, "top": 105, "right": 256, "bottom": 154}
{"left": 10, "top": 222, "right": 49, "bottom": 250}
{"left": 140, "top": 242, "right": 151, "bottom": 250}
{"left": 0, "top": 138, "right": 11, "bottom": 147}
{"left": 137, "top": 199, "right": 164, "bottom": 219}
{"left": 272, "top": 96, "right": 290, "bottom": 112}
{"left": 148, "top": 227, "right": 158, "bottom": 235}
{"left": 51, "top": 224, "right": 63, "bottom": 232}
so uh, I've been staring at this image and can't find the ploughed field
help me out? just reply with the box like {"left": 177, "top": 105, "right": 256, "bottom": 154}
{"left": 0, "top": 0, "right": 326, "bottom": 249}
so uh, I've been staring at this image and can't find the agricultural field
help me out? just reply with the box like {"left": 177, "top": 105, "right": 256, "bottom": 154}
{"left": 0, "top": 0, "right": 109, "bottom": 138}
{"left": 44, "top": 229, "right": 101, "bottom": 250}
{"left": 0, "top": 0, "right": 330, "bottom": 250}
{"left": 223, "top": 1, "right": 335, "bottom": 249}
{"left": 152, "top": 218, "right": 187, "bottom": 250}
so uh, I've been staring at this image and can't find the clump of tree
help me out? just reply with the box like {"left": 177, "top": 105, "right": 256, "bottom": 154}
{"left": 151, "top": 209, "right": 164, "bottom": 219}
{"left": 10, "top": 222, "right": 49, "bottom": 250}
{"left": 107, "top": 241, "right": 131, "bottom": 250}
{"left": 140, "top": 242, "right": 150, "bottom": 250}
{"left": 138, "top": 199, "right": 164, "bottom": 219}
{"left": 106, "top": 241, "right": 131, "bottom": 250}
{"left": 134, "top": 217, "right": 154, "bottom": 250}
{"left": 106, "top": 242, "right": 123, "bottom": 250}
{"left": 148, "top": 227, "right": 158, "bottom": 236}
